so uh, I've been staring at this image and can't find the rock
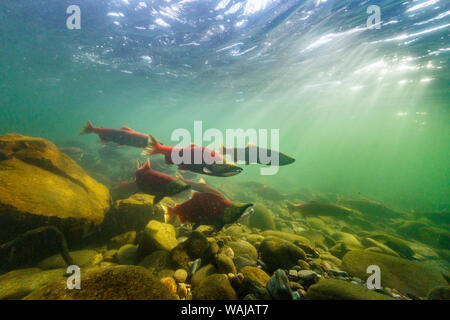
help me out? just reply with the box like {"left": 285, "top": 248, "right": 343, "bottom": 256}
{"left": 137, "top": 220, "right": 178, "bottom": 258}
{"left": 261, "top": 231, "right": 310, "bottom": 246}
{"left": 248, "top": 204, "right": 276, "bottom": 231}
{"left": 188, "top": 258, "right": 202, "bottom": 277}
{"left": 107, "top": 231, "right": 137, "bottom": 250}
{"left": 0, "top": 268, "right": 66, "bottom": 299}
{"left": 361, "top": 238, "right": 400, "bottom": 257}
{"left": 103, "top": 249, "right": 118, "bottom": 263}
{"left": 305, "top": 279, "right": 394, "bottom": 300}
{"left": 397, "top": 221, "right": 450, "bottom": 250}
{"left": 228, "top": 240, "right": 258, "bottom": 261}
{"left": 219, "top": 245, "right": 234, "bottom": 259}
{"left": 297, "top": 259, "right": 311, "bottom": 270}
{"left": 427, "top": 286, "right": 450, "bottom": 300}
{"left": 319, "top": 253, "right": 342, "bottom": 267}
{"left": 0, "top": 134, "right": 110, "bottom": 245}
{"left": 233, "top": 256, "right": 257, "bottom": 271}
{"left": 192, "top": 274, "right": 237, "bottom": 300}
{"left": 259, "top": 237, "right": 307, "bottom": 273}
{"left": 190, "top": 264, "right": 218, "bottom": 288}
{"left": 329, "top": 242, "right": 351, "bottom": 259}
{"left": 37, "top": 249, "right": 102, "bottom": 270}
{"left": 341, "top": 250, "right": 448, "bottom": 297}
{"left": 370, "top": 233, "right": 415, "bottom": 259}
{"left": 215, "top": 253, "right": 237, "bottom": 274}
{"left": 177, "top": 283, "right": 189, "bottom": 299}
{"left": 160, "top": 277, "right": 178, "bottom": 296}
{"left": 331, "top": 232, "right": 363, "bottom": 250}
{"left": 245, "top": 234, "right": 265, "bottom": 245}
{"left": 224, "top": 224, "right": 252, "bottom": 238}
{"left": 239, "top": 266, "right": 270, "bottom": 287}
{"left": 184, "top": 231, "right": 211, "bottom": 260}
{"left": 194, "top": 225, "right": 215, "bottom": 237}
{"left": 102, "top": 194, "right": 174, "bottom": 237}
{"left": 237, "top": 278, "right": 271, "bottom": 300}
{"left": 24, "top": 265, "right": 177, "bottom": 300}
{"left": 138, "top": 250, "right": 174, "bottom": 274}
{"left": 299, "top": 230, "right": 335, "bottom": 249}
{"left": 174, "top": 269, "right": 188, "bottom": 283}
{"left": 117, "top": 244, "right": 138, "bottom": 265}
{"left": 267, "top": 269, "right": 292, "bottom": 300}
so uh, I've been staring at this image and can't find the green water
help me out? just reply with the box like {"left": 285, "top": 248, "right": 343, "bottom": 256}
{"left": 1, "top": 0, "right": 448, "bottom": 212}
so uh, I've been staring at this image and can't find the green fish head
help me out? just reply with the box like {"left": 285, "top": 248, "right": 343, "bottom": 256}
{"left": 203, "top": 163, "right": 243, "bottom": 177}
{"left": 223, "top": 203, "right": 254, "bottom": 224}
{"left": 167, "top": 179, "right": 191, "bottom": 196}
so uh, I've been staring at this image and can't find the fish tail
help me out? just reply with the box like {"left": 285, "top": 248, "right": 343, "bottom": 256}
{"left": 79, "top": 121, "right": 94, "bottom": 135}
{"left": 141, "top": 134, "right": 162, "bottom": 156}
{"left": 160, "top": 203, "right": 175, "bottom": 223}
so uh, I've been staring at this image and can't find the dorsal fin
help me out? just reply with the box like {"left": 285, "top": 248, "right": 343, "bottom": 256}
{"left": 141, "top": 159, "right": 151, "bottom": 169}
{"left": 136, "top": 160, "right": 142, "bottom": 169}
{"left": 120, "top": 126, "right": 133, "bottom": 131}
{"left": 198, "top": 178, "right": 206, "bottom": 185}
{"left": 246, "top": 143, "right": 257, "bottom": 148}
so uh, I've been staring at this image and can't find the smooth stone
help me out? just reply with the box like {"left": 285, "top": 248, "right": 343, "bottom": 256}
{"left": 267, "top": 269, "right": 292, "bottom": 300}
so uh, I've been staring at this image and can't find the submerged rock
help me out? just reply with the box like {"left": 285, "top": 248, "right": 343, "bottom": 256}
{"left": 259, "top": 237, "right": 306, "bottom": 273}
{"left": 239, "top": 266, "right": 270, "bottom": 287}
{"left": 237, "top": 278, "right": 271, "bottom": 300}
{"left": 102, "top": 194, "right": 172, "bottom": 237}
{"left": 37, "top": 249, "right": 101, "bottom": 270}
{"left": 192, "top": 274, "right": 237, "bottom": 300}
{"left": 267, "top": 269, "right": 292, "bottom": 300}
{"left": 24, "top": 265, "right": 177, "bottom": 300}
{"left": 215, "top": 253, "right": 237, "bottom": 275}
{"left": 228, "top": 240, "right": 258, "bottom": 261}
{"left": 0, "top": 268, "right": 66, "bottom": 300}
{"left": 138, "top": 250, "right": 174, "bottom": 274}
{"left": 0, "top": 134, "right": 110, "bottom": 245}
{"left": 107, "top": 231, "right": 137, "bottom": 250}
{"left": 117, "top": 244, "right": 138, "bottom": 265}
{"left": 427, "top": 286, "right": 450, "bottom": 300}
{"left": 305, "top": 278, "right": 394, "bottom": 300}
{"left": 341, "top": 250, "right": 448, "bottom": 297}
{"left": 248, "top": 204, "right": 276, "bottom": 231}
{"left": 190, "top": 264, "right": 218, "bottom": 288}
{"left": 137, "top": 220, "right": 178, "bottom": 258}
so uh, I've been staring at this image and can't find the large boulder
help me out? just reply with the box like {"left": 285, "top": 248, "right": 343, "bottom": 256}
{"left": 24, "top": 265, "right": 176, "bottom": 300}
{"left": 305, "top": 279, "right": 394, "bottom": 300}
{"left": 102, "top": 194, "right": 175, "bottom": 237}
{"left": 259, "top": 237, "right": 307, "bottom": 273}
{"left": 341, "top": 250, "right": 448, "bottom": 297}
{"left": 0, "top": 134, "right": 110, "bottom": 245}
{"left": 192, "top": 274, "right": 237, "bottom": 300}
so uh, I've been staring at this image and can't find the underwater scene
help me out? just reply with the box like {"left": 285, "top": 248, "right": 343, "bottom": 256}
{"left": 0, "top": 0, "right": 449, "bottom": 301}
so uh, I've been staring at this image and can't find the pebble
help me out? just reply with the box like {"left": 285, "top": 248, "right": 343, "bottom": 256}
{"left": 174, "top": 269, "right": 188, "bottom": 283}
{"left": 288, "top": 270, "right": 298, "bottom": 278}
{"left": 267, "top": 269, "right": 292, "bottom": 300}
{"left": 188, "top": 258, "right": 202, "bottom": 276}
{"left": 297, "top": 270, "right": 319, "bottom": 281}
{"left": 292, "top": 291, "right": 301, "bottom": 300}
{"left": 328, "top": 269, "right": 349, "bottom": 277}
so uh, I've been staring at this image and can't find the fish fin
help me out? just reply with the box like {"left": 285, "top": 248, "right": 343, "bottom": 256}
{"left": 160, "top": 203, "right": 175, "bottom": 223}
{"left": 141, "top": 135, "right": 162, "bottom": 157}
{"left": 203, "top": 167, "right": 213, "bottom": 174}
{"left": 139, "top": 159, "right": 151, "bottom": 169}
{"left": 136, "top": 160, "right": 142, "bottom": 169}
{"left": 175, "top": 173, "right": 183, "bottom": 180}
{"left": 198, "top": 178, "right": 206, "bottom": 185}
{"left": 153, "top": 194, "right": 163, "bottom": 205}
{"left": 79, "top": 121, "right": 94, "bottom": 135}
{"left": 120, "top": 126, "right": 133, "bottom": 131}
